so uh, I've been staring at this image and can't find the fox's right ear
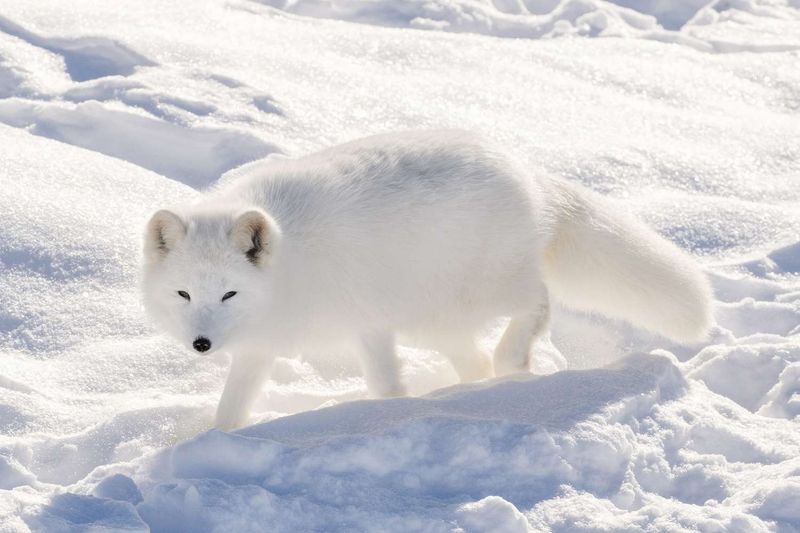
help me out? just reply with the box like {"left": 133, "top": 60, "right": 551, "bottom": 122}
{"left": 145, "top": 209, "right": 185, "bottom": 262}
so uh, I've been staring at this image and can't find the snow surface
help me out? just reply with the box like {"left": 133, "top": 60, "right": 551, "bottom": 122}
{"left": 0, "top": 0, "right": 799, "bottom": 531}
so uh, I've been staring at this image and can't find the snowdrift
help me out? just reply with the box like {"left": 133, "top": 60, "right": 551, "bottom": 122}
{"left": 17, "top": 353, "right": 800, "bottom": 531}
{"left": 257, "top": 0, "right": 800, "bottom": 51}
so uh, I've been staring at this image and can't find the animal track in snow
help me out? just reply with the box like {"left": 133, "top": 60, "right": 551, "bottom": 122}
{"left": 0, "top": 15, "right": 154, "bottom": 82}
{"left": 0, "top": 99, "right": 278, "bottom": 188}
{"left": 203, "top": 71, "right": 285, "bottom": 117}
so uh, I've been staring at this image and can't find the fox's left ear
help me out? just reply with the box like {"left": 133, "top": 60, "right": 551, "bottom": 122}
{"left": 231, "top": 208, "right": 280, "bottom": 265}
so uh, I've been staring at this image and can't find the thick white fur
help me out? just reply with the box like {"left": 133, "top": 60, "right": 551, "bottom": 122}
{"left": 141, "top": 130, "right": 712, "bottom": 430}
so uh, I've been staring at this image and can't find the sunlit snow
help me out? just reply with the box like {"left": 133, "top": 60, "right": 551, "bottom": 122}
{"left": 1, "top": 0, "right": 799, "bottom": 531}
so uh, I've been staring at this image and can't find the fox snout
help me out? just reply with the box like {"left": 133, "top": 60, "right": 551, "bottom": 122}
{"left": 193, "top": 336, "right": 212, "bottom": 353}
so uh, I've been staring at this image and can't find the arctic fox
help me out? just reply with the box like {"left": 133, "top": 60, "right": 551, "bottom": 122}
{"left": 142, "top": 130, "right": 712, "bottom": 430}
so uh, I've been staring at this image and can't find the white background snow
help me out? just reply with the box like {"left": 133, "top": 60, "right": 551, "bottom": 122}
{"left": 0, "top": 0, "right": 799, "bottom": 531}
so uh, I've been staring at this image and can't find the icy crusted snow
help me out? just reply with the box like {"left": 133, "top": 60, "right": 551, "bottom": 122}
{"left": 0, "top": 0, "right": 800, "bottom": 531}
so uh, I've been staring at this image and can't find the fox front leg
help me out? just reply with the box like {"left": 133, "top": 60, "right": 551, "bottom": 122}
{"left": 215, "top": 351, "right": 274, "bottom": 431}
{"left": 357, "top": 331, "right": 407, "bottom": 398}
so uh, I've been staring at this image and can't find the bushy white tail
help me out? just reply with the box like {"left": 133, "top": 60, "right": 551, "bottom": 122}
{"left": 541, "top": 179, "right": 713, "bottom": 342}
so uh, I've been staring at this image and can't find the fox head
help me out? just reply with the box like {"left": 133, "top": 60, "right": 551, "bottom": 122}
{"left": 141, "top": 207, "right": 281, "bottom": 355}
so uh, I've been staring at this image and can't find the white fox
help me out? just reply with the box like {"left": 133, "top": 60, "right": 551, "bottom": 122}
{"left": 142, "top": 130, "right": 712, "bottom": 430}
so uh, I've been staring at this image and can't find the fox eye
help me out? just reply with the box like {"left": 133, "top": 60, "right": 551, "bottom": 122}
{"left": 221, "top": 291, "right": 237, "bottom": 302}
{"left": 177, "top": 290, "right": 190, "bottom": 301}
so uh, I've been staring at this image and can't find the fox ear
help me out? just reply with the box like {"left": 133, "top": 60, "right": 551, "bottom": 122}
{"left": 231, "top": 209, "right": 278, "bottom": 265}
{"left": 145, "top": 209, "right": 185, "bottom": 262}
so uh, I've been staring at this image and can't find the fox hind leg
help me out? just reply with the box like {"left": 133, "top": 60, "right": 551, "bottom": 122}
{"left": 493, "top": 289, "right": 550, "bottom": 377}
{"left": 438, "top": 336, "right": 493, "bottom": 383}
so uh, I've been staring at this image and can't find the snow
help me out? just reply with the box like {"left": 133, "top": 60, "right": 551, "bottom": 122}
{"left": 0, "top": 0, "right": 799, "bottom": 531}
{"left": 255, "top": 0, "right": 800, "bottom": 50}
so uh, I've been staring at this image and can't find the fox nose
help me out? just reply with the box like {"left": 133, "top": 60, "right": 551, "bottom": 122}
{"left": 193, "top": 337, "right": 211, "bottom": 353}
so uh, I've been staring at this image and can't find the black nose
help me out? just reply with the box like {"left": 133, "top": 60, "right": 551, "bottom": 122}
{"left": 193, "top": 337, "right": 211, "bottom": 353}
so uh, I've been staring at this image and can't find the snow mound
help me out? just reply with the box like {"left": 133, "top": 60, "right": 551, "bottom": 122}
{"left": 0, "top": 124, "right": 220, "bottom": 495}
{"left": 741, "top": 240, "right": 800, "bottom": 277}
{"left": 687, "top": 342, "right": 800, "bottom": 414}
{"left": 15, "top": 353, "right": 799, "bottom": 531}
{"left": 255, "top": 0, "right": 659, "bottom": 39}
{"left": 255, "top": 0, "right": 800, "bottom": 51}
